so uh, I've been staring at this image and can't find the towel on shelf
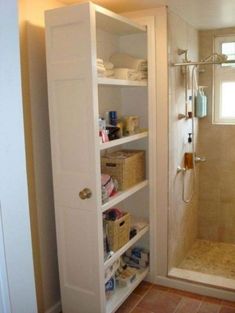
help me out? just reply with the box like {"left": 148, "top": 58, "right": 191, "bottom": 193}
{"left": 97, "top": 58, "right": 104, "bottom": 65}
{"left": 113, "top": 68, "right": 140, "bottom": 81}
{"left": 105, "top": 69, "right": 114, "bottom": 77}
{"left": 104, "top": 61, "right": 114, "bottom": 70}
{"left": 110, "top": 53, "right": 147, "bottom": 72}
{"left": 97, "top": 58, "right": 106, "bottom": 77}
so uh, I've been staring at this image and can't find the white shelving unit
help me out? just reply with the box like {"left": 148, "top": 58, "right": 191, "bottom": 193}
{"left": 45, "top": 3, "right": 155, "bottom": 313}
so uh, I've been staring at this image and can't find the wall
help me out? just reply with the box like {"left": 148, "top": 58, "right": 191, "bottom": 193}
{"left": 168, "top": 11, "right": 199, "bottom": 269}
{"left": 19, "top": 1, "right": 64, "bottom": 312}
{"left": 198, "top": 27, "right": 235, "bottom": 244}
{"left": 0, "top": 0, "right": 37, "bottom": 312}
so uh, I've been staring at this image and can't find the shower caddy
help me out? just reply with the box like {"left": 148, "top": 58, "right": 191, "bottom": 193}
{"left": 45, "top": 3, "right": 156, "bottom": 313}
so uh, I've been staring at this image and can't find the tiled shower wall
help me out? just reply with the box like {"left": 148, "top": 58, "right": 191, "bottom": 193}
{"left": 168, "top": 12, "right": 199, "bottom": 269}
{"left": 198, "top": 28, "right": 235, "bottom": 244}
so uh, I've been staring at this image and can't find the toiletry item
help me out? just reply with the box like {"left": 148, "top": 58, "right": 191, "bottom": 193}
{"left": 116, "top": 120, "right": 123, "bottom": 138}
{"left": 195, "top": 86, "right": 207, "bottom": 118}
{"left": 188, "top": 133, "right": 192, "bottom": 143}
{"left": 109, "top": 111, "right": 117, "bottom": 126}
{"left": 184, "top": 152, "right": 194, "bottom": 169}
{"left": 123, "top": 115, "right": 140, "bottom": 135}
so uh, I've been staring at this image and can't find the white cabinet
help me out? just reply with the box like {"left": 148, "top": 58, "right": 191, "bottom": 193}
{"left": 45, "top": 3, "right": 156, "bottom": 313}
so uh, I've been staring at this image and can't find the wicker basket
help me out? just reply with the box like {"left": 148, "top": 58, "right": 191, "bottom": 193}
{"left": 105, "top": 213, "right": 131, "bottom": 252}
{"left": 101, "top": 150, "right": 145, "bottom": 190}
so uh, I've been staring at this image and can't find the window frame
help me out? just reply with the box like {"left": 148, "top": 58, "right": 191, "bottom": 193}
{"left": 213, "top": 34, "right": 235, "bottom": 125}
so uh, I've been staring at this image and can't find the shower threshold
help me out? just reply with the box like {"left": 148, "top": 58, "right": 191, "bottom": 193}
{"left": 168, "top": 239, "right": 235, "bottom": 291}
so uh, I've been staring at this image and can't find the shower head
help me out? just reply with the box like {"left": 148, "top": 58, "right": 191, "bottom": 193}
{"left": 178, "top": 48, "right": 190, "bottom": 63}
{"left": 178, "top": 49, "right": 188, "bottom": 56}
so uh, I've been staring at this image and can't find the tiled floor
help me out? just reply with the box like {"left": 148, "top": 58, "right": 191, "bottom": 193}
{"left": 178, "top": 240, "right": 235, "bottom": 280}
{"left": 116, "top": 281, "right": 235, "bottom": 313}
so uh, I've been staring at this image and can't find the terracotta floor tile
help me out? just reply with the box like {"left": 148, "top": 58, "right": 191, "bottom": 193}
{"left": 169, "top": 288, "right": 203, "bottom": 300}
{"left": 174, "top": 297, "right": 201, "bottom": 313}
{"left": 137, "top": 288, "right": 182, "bottom": 313}
{"left": 133, "top": 281, "right": 153, "bottom": 296}
{"left": 116, "top": 293, "right": 142, "bottom": 313}
{"left": 197, "top": 302, "right": 221, "bottom": 313}
{"left": 220, "top": 306, "right": 235, "bottom": 313}
{"left": 131, "top": 307, "right": 154, "bottom": 313}
{"left": 222, "top": 301, "right": 235, "bottom": 308}
{"left": 204, "top": 296, "right": 223, "bottom": 304}
{"left": 151, "top": 284, "right": 169, "bottom": 291}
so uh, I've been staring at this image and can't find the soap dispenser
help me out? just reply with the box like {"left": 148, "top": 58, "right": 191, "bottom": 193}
{"left": 195, "top": 86, "right": 207, "bottom": 118}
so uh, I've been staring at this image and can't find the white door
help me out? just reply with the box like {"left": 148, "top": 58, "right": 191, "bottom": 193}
{"left": 45, "top": 4, "right": 104, "bottom": 313}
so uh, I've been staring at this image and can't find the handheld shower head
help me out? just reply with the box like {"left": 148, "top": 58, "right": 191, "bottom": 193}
{"left": 177, "top": 49, "right": 190, "bottom": 63}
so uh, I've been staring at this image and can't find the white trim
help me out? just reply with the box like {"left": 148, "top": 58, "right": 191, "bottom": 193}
{"left": 154, "top": 275, "right": 235, "bottom": 302}
{"left": 123, "top": 5, "right": 169, "bottom": 282}
{"left": 45, "top": 301, "right": 62, "bottom": 313}
{"left": 0, "top": 1, "right": 37, "bottom": 312}
{"left": 0, "top": 203, "right": 11, "bottom": 313}
{"left": 169, "top": 268, "right": 235, "bottom": 291}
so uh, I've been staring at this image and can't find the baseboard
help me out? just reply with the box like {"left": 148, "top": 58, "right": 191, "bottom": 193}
{"left": 45, "top": 301, "right": 61, "bottom": 313}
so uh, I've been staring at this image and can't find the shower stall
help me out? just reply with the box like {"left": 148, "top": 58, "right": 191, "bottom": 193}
{"left": 167, "top": 16, "right": 235, "bottom": 294}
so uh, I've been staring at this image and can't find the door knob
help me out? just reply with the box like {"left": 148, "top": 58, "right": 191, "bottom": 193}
{"left": 79, "top": 188, "right": 92, "bottom": 200}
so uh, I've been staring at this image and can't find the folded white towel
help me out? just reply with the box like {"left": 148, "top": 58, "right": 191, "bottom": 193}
{"left": 97, "top": 64, "right": 105, "bottom": 72}
{"left": 104, "top": 61, "right": 114, "bottom": 70}
{"left": 110, "top": 53, "right": 147, "bottom": 72}
{"left": 105, "top": 69, "right": 114, "bottom": 77}
{"left": 97, "top": 58, "right": 104, "bottom": 65}
{"left": 97, "top": 65, "right": 105, "bottom": 78}
{"left": 113, "top": 68, "right": 138, "bottom": 81}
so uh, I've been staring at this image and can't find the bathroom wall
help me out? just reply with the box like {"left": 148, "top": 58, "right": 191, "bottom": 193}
{"left": 198, "top": 27, "right": 235, "bottom": 244}
{"left": 168, "top": 11, "right": 199, "bottom": 269}
{"left": 19, "top": 1, "right": 64, "bottom": 312}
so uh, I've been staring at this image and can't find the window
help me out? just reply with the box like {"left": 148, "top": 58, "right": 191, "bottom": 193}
{"left": 214, "top": 35, "right": 235, "bottom": 124}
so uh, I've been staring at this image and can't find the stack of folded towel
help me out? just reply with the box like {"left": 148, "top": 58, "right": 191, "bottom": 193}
{"left": 110, "top": 53, "right": 148, "bottom": 81}
{"left": 97, "top": 58, "right": 106, "bottom": 77}
{"left": 97, "top": 59, "right": 115, "bottom": 77}
{"left": 97, "top": 53, "right": 148, "bottom": 81}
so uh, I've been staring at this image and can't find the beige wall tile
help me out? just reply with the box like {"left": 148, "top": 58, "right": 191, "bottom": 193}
{"left": 198, "top": 28, "right": 235, "bottom": 244}
{"left": 168, "top": 12, "right": 199, "bottom": 269}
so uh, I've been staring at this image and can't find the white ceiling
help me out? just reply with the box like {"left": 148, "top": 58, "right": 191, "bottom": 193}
{"left": 60, "top": 0, "right": 235, "bottom": 30}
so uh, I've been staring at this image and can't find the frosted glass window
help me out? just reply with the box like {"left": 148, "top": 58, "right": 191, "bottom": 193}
{"left": 222, "top": 42, "right": 235, "bottom": 60}
{"left": 222, "top": 42, "right": 235, "bottom": 67}
{"left": 221, "top": 82, "right": 235, "bottom": 117}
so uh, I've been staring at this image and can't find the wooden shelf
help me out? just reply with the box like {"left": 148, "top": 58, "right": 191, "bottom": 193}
{"left": 101, "top": 180, "right": 148, "bottom": 213}
{"left": 100, "top": 131, "right": 148, "bottom": 150}
{"left": 98, "top": 77, "right": 147, "bottom": 87}
{"left": 104, "top": 225, "right": 149, "bottom": 270}
{"left": 106, "top": 267, "right": 149, "bottom": 313}
{"left": 95, "top": 4, "right": 146, "bottom": 35}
